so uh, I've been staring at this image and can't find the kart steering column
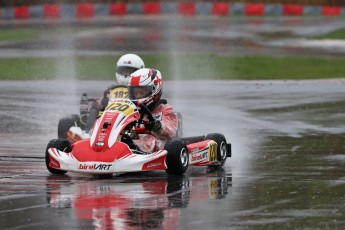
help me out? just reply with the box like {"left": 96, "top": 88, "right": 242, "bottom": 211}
{"left": 135, "top": 101, "right": 155, "bottom": 122}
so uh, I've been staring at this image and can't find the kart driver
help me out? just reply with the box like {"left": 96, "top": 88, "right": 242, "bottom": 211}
{"left": 68, "top": 54, "right": 145, "bottom": 142}
{"left": 85, "top": 53, "right": 145, "bottom": 132}
{"left": 127, "top": 68, "right": 178, "bottom": 153}
{"left": 100, "top": 53, "right": 145, "bottom": 108}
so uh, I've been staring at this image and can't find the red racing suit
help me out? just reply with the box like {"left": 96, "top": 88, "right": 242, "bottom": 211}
{"left": 133, "top": 103, "right": 178, "bottom": 153}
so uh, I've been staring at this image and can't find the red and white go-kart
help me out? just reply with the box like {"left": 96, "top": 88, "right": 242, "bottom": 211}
{"left": 45, "top": 98, "right": 231, "bottom": 176}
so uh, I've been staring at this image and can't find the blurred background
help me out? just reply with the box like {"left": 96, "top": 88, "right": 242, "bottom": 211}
{"left": 1, "top": 0, "right": 345, "bottom": 7}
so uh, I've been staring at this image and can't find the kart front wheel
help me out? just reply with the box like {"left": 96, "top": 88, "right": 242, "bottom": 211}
{"left": 165, "top": 140, "right": 189, "bottom": 175}
{"left": 206, "top": 133, "right": 228, "bottom": 167}
{"left": 45, "top": 139, "right": 70, "bottom": 175}
{"left": 57, "top": 117, "right": 75, "bottom": 139}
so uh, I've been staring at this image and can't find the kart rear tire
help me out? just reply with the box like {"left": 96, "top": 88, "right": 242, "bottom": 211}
{"left": 165, "top": 140, "right": 189, "bottom": 175}
{"left": 206, "top": 133, "right": 228, "bottom": 167}
{"left": 57, "top": 117, "right": 75, "bottom": 139}
{"left": 45, "top": 139, "right": 70, "bottom": 175}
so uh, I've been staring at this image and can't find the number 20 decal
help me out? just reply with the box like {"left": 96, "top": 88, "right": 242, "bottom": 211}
{"left": 107, "top": 103, "right": 130, "bottom": 112}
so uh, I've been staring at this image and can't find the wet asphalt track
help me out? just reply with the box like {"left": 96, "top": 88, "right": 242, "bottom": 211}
{"left": 1, "top": 16, "right": 345, "bottom": 230}
{"left": 1, "top": 80, "right": 345, "bottom": 229}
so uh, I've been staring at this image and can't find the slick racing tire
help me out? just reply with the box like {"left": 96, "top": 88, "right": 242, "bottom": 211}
{"left": 165, "top": 140, "right": 189, "bottom": 175}
{"left": 45, "top": 139, "right": 70, "bottom": 175}
{"left": 206, "top": 133, "right": 228, "bottom": 167}
{"left": 57, "top": 114, "right": 79, "bottom": 139}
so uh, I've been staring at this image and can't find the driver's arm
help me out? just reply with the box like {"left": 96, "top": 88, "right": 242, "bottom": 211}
{"left": 151, "top": 104, "right": 178, "bottom": 140}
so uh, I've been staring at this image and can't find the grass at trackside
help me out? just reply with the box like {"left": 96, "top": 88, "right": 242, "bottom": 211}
{"left": 0, "top": 28, "right": 41, "bottom": 42}
{"left": 314, "top": 28, "right": 345, "bottom": 40}
{"left": 0, "top": 27, "right": 94, "bottom": 42}
{"left": 2, "top": 26, "right": 345, "bottom": 42}
{"left": 1, "top": 54, "right": 345, "bottom": 80}
{"left": 1, "top": 26, "right": 345, "bottom": 80}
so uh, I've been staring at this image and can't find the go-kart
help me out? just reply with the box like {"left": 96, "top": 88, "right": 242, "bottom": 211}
{"left": 46, "top": 98, "right": 231, "bottom": 176}
{"left": 57, "top": 85, "right": 183, "bottom": 141}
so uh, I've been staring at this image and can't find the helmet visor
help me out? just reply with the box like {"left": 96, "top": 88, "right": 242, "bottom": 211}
{"left": 128, "top": 86, "right": 153, "bottom": 101}
{"left": 116, "top": 66, "right": 138, "bottom": 77}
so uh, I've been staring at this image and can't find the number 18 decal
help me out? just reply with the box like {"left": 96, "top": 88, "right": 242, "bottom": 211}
{"left": 110, "top": 88, "right": 128, "bottom": 99}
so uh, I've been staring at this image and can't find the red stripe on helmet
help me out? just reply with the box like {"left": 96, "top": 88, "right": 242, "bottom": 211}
{"left": 130, "top": 76, "right": 141, "bottom": 86}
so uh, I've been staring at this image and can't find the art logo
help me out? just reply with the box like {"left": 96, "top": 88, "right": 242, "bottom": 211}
{"left": 79, "top": 163, "right": 112, "bottom": 171}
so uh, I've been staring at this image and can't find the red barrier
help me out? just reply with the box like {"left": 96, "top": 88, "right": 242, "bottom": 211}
{"left": 14, "top": 6, "right": 29, "bottom": 19}
{"left": 245, "top": 3, "right": 264, "bottom": 16}
{"left": 2, "top": 2, "right": 345, "bottom": 20}
{"left": 322, "top": 6, "right": 341, "bottom": 16}
{"left": 110, "top": 2, "right": 126, "bottom": 15}
{"left": 143, "top": 2, "right": 161, "bottom": 15}
{"left": 283, "top": 4, "right": 303, "bottom": 15}
{"left": 76, "top": 3, "right": 94, "bottom": 18}
{"left": 177, "top": 2, "right": 196, "bottom": 16}
{"left": 212, "top": 2, "right": 229, "bottom": 16}
{"left": 44, "top": 4, "right": 60, "bottom": 18}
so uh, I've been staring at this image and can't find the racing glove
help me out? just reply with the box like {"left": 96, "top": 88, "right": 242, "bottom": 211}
{"left": 145, "top": 119, "right": 162, "bottom": 132}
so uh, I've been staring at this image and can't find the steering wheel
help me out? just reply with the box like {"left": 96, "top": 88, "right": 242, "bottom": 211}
{"left": 135, "top": 102, "right": 155, "bottom": 133}
{"left": 136, "top": 102, "right": 155, "bottom": 122}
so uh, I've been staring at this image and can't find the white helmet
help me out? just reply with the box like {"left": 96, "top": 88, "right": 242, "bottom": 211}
{"left": 115, "top": 54, "right": 145, "bottom": 85}
{"left": 128, "top": 68, "right": 163, "bottom": 107}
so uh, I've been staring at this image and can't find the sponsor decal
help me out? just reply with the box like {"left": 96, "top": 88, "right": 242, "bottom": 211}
{"left": 208, "top": 141, "right": 218, "bottom": 161}
{"left": 95, "top": 142, "right": 104, "bottom": 146}
{"left": 79, "top": 163, "right": 112, "bottom": 171}
{"left": 97, "top": 133, "right": 107, "bottom": 139}
{"left": 191, "top": 154, "right": 202, "bottom": 162}
{"left": 191, "top": 150, "right": 208, "bottom": 162}
{"left": 152, "top": 112, "right": 162, "bottom": 121}
{"left": 97, "top": 136, "right": 106, "bottom": 141}
{"left": 190, "top": 148, "right": 199, "bottom": 154}
{"left": 146, "top": 162, "right": 162, "bottom": 168}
